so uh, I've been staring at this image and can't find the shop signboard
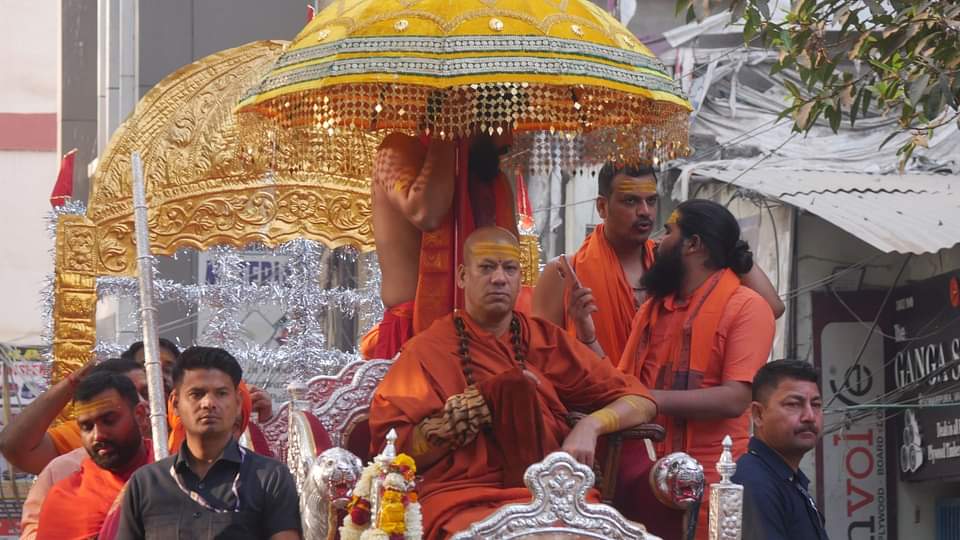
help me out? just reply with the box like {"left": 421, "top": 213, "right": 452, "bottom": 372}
{"left": 891, "top": 272, "right": 960, "bottom": 483}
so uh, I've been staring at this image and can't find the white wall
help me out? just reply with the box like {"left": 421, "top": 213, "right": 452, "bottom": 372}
{"left": 0, "top": 2, "right": 59, "bottom": 345}
{"left": 1, "top": 3, "right": 58, "bottom": 114}
{"left": 0, "top": 152, "right": 57, "bottom": 344}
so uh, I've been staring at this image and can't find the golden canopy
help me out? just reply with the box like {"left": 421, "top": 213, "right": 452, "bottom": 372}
{"left": 89, "top": 39, "right": 378, "bottom": 279}
{"left": 238, "top": 0, "right": 691, "bottom": 167}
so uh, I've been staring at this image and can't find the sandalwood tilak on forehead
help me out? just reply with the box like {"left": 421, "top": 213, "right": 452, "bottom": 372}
{"left": 74, "top": 397, "right": 121, "bottom": 418}
{"left": 615, "top": 178, "right": 657, "bottom": 194}
{"left": 470, "top": 242, "right": 520, "bottom": 261}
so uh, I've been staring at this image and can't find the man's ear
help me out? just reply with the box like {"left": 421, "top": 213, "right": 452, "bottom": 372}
{"left": 456, "top": 263, "right": 466, "bottom": 288}
{"left": 596, "top": 197, "right": 608, "bottom": 219}
{"left": 684, "top": 234, "right": 703, "bottom": 255}
{"left": 170, "top": 390, "right": 181, "bottom": 419}
{"left": 750, "top": 401, "right": 764, "bottom": 427}
{"left": 134, "top": 401, "right": 148, "bottom": 423}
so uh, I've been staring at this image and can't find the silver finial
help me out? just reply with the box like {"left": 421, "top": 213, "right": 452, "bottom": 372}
{"left": 709, "top": 434, "right": 743, "bottom": 539}
{"left": 287, "top": 381, "right": 309, "bottom": 412}
{"left": 378, "top": 428, "right": 398, "bottom": 464}
{"left": 717, "top": 434, "right": 737, "bottom": 482}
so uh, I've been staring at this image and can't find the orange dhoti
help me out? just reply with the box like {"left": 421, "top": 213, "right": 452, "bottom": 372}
{"left": 360, "top": 301, "right": 415, "bottom": 359}
{"left": 370, "top": 311, "right": 652, "bottom": 540}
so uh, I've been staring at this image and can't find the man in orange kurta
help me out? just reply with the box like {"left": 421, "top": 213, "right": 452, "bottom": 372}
{"left": 370, "top": 227, "right": 657, "bottom": 540}
{"left": 618, "top": 199, "right": 776, "bottom": 540}
{"left": 533, "top": 163, "right": 659, "bottom": 360}
{"left": 362, "top": 133, "right": 518, "bottom": 359}
{"left": 534, "top": 163, "right": 784, "bottom": 362}
{"left": 36, "top": 371, "right": 153, "bottom": 540}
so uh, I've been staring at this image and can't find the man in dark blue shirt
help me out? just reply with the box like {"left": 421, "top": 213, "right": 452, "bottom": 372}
{"left": 115, "top": 347, "right": 301, "bottom": 540}
{"left": 732, "top": 360, "right": 829, "bottom": 540}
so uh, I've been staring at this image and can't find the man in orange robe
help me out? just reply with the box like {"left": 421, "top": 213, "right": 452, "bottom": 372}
{"left": 534, "top": 163, "right": 784, "bottom": 361}
{"left": 361, "top": 133, "right": 518, "bottom": 359}
{"left": 36, "top": 371, "right": 153, "bottom": 540}
{"left": 370, "top": 227, "right": 657, "bottom": 540}
{"left": 618, "top": 199, "right": 776, "bottom": 539}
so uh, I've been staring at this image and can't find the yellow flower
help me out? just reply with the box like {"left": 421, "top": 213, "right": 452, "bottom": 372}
{"left": 393, "top": 453, "right": 417, "bottom": 475}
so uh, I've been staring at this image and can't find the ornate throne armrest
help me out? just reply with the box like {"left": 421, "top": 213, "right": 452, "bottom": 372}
{"left": 565, "top": 412, "right": 665, "bottom": 504}
{"left": 566, "top": 412, "right": 665, "bottom": 442}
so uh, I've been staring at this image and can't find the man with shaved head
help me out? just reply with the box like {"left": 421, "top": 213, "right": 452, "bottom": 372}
{"left": 361, "top": 131, "right": 519, "bottom": 359}
{"left": 370, "top": 226, "right": 657, "bottom": 540}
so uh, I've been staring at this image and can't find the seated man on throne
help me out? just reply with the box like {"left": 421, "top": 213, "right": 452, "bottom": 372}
{"left": 369, "top": 226, "right": 657, "bottom": 540}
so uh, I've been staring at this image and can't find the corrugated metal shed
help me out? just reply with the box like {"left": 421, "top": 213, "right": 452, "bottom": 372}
{"left": 690, "top": 167, "right": 960, "bottom": 254}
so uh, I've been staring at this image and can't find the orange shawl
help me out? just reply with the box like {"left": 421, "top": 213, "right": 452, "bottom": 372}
{"left": 618, "top": 269, "right": 740, "bottom": 453}
{"left": 565, "top": 224, "right": 655, "bottom": 361}
{"left": 36, "top": 443, "right": 153, "bottom": 540}
{"left": 371, "top": 311, "right": 651, "bottom": 540}
{"left": 413, "top": 140, "right": 516, "bottom": 334}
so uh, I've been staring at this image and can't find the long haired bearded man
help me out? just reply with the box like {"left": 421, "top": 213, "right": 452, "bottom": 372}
{"left": 618, "top": 199, "right": 776, "bottom": 539}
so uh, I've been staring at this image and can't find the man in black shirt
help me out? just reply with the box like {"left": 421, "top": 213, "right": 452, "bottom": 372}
{"left": 116, "top": 347, "right": 301, "bottom": 540}
{"left": 733, "top": 359, "right": 829, "bottom": 540}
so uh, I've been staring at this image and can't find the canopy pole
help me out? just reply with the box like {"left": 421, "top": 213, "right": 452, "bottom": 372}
{"left": 131, "top": 151, "right": 169, "bottom": 459}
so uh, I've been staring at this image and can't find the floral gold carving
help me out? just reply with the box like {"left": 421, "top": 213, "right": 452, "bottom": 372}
{"left": 53, "top": 215, "right": 99, "bottom": 422}
{"left": 86, "top": 40, "right": 379, "bottom": 280}
{"left": 518, "top": 233, "right": 539, "bottom": 287}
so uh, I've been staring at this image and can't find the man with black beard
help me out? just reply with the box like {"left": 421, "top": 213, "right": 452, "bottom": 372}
{"left": 533, "top": 163, "right": 783, "bottom": 363}
{"left": 618, "top": 199, "right": 776, "bottom": 539}
{"left": 36, "top": 372, "right": 152, "bottom": 540}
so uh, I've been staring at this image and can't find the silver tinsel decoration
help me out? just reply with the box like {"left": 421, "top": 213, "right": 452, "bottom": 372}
{"left": 39, "top": 196, "right": 385, "bottom": 400}
{"left": 88, "top": 238, "right": 384, "bottom": 399}
{"left": 39, "top": 193, "right": 386, "bottom": 407}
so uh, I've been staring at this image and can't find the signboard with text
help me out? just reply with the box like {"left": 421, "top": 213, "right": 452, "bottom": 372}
{"left": 813, "top": 291, "right": 893, "bottom": 540}
{"left": 890, "top": 272, "right": 960, "bottom": 483}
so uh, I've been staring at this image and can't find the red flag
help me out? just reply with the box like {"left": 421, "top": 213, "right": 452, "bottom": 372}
{"left": 50, "top": 149, "right": 77, "bottom": 208}
{"left": 306, "top": 4, "right": 315, "bottom": 22}
{"left": 514, "top": 167, "right": 536, "bottom": 234}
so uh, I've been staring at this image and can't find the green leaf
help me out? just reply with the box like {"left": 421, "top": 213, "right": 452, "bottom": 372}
{"left": 826, "top": 105, "right": 842, "bottom": 132}
{"left": 923, "top": 84, "right": 945, "bottom": 120}
{"left": 861, "top": 87, "right": 874, "bottom": 118}
{"left": 780, "top": 28, "right": 793, "bottom": 48}
{"left": 850, "top": 87, "right": 865, "bottom": 126}
{"left": 783, "top": 79, "right": 802, "bottom": 98}
{"left": 743, "top": 8, "right": 760, "bottom": 43}
{"left": 879, "top": 130, "right": 901, "bottom": 149}
{"left": 675, "top": 0, "right": 692, "bottom": 17}
{"left": 908, "top": 73, "right": 930, "bottom": 106}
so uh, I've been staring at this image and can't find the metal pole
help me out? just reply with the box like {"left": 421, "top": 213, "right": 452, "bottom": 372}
{"left": 131, "top": 151, "right": 169, "bottom": 459}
